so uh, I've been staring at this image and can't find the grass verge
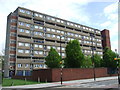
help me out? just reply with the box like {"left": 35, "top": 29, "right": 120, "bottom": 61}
{"left": 2, "top": 78, "right": 44, "bottom": 87}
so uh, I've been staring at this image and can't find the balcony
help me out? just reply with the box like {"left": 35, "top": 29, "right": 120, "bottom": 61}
{"left": 17, "top": 31, "right": 31, "bottom": 37}
{"left": 17, "top": 37, "right": 31, "bottom": 43}
{"left": 17, "top": 59, "right": 31, "bottom": 63}
{"left": 44, "top": 41, "right": 55, "bottom": 46}
{"left": 34, "top": 13, "right": 44, "bottom": 21}
{"left": 18, "top": 17, "right": 33, "bottom": 24}
{"left": 17, "top": 52, "right": 31, "bottom": 57}
{"left": 82, "top": 46, "right": 91, "bottom": 50}
{"left": 18, "top": 8, "right": 32, "bottom": 18}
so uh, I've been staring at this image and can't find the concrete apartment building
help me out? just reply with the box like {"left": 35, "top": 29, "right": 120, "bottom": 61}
{"left": 4, "top": 7, "right": 109, "bottom": 77}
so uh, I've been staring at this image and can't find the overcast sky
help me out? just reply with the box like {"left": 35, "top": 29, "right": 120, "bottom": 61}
{"left": 0, "top": 0, "right": 119, "bottom": 54}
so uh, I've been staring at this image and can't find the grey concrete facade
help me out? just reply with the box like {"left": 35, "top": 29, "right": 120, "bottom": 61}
{"left": 4, "top": 7, "right": 103, "bottom": 77}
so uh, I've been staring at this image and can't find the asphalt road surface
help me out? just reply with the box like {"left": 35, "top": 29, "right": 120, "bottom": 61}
{"left": 56, "top": 79, "right": 119, "bottom": 88}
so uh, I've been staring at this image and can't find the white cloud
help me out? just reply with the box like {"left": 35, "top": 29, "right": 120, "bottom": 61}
{"left": 100, "top": 21, "right": 112, "bottom": 28}
{"left": 101, "top": 2, "right": 118, "bottom": 52}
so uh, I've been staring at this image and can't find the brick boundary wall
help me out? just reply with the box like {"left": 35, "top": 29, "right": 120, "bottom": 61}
{"left": 12, "top": 68, "right": 117, "bottom": 82}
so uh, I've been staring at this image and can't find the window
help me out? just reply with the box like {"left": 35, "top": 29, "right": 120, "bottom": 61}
{"left": 83, "top": 27, "right": 86, "bottom": 29}
{"left": 51, "top": 18, "right": 55, "bottom": 21}
{"left": 71, "top": 33, "right": 74, "bottom": 36}
{"left": 70, "top": 23, "right": 74, "bottom": 26}
{"left": 18, "top": 42, "right": 24, "bottom": 46}
{"left": 34, "top": 13, "right": 38, "bottom": 17}
{"left": 46, "top": 28, "right": 51, "bottom": 31}
{"left": 47, "top": 16, "right": 51, "bottom": 20}
{"left": 46, "top": 34, "right": 51, "bottom": 37}
{"left": 79, "top": 40, "right": 81, "bottom": 43}
{"left": 47, "top": 46, "right": 51, "bottom": 49}
{"left": 18, "top": 49, "right": 24, "bottom": 53}
{"left": 61, "top": 31, "right": 64, "bottom": 34}
{"left": 35, "top": 44, "right": 38, "bottom": 47}
{"left": 61, "top": 20, "right": 64, "bottom": 23}
{"left": 25, "top": 30, "right": 30, "bottom": 33}
{"left": 19, "top": 9, "right": 25, "bottom": 13}
{"left": 39, "top": 26, "right": 43, "bottom": 29}
{"left": 51, "top": 29, "right": 55, "bottom": 32}
{"left": 57, "top": 36, "right": 60, "bottom": 39}
{"left": 75, "top": 34, "right": 78, "bottom": 37}
{"left": 39, "top": 51, "right": 43, "bottom": 55}
{"left": 62, "top": 53, "right": 65, "bottom": 56}
{"left": 34, "top": 51, "right": 38, "bottom": 54}
{"left": 25, "top": 50, "right": 29, "bottom": 53}
{"left": 10, "top": 47, "right": 16, "bottom": 51}
{"left": 52, "top": 46, "right": 56, "bottom": 49}
{"left": 11, "top": 33, "right": 16, "bottom": 37}
{"left": 34, "top": 25, "right": 39, "bottom": 29}
{"left": 57, "top": 47, "right": 60, "bottom": 50}
{"left": 61, "top": 36, "right": 65, "bottom": 40}
{"left": 67, "top": 32, "right": 71, "bottom": 36}
{"left": 10, "top": 40, "right": 16, "bottom": 44}
{"left": 34, "top": 31, "right": 38, "bottom": 35}
{"left": 11, "top": 19, "right": 17, "bottom": 23}
{"left": 19, "top": 29, "right": 24, "bottom": 32}
{"left": 26, "top": 23, "right": 30, "bottom": 27}
{"left": 18, "top": 22, "right": 23, "bottom": 26}
{"left": 67, "top": 22, "right": 70, "bottom": 25}
{"left": 68, "top": 38, "right": 70, "bottom": 41}
{"left": 56, "top": 19, "right": 60, "bottom": 22}
{"left": 25, "top": 43, "right": 30, "bottom": 47}
{"left": 78, "top": 25, "right": 81, "bottom": 28}
{"left": 57, "top": 30, "right": 60, "bottom": 33}
{"left": 26, "top": 11, "right": 31, "bottom": 14}
{"left": 75, "top": 24, "right": 77, "bottom": 27}
{"left": 39, "top": 14, "right": 43, "bottom": 18}
{"left": 39, "top": 45, "right": 43, "bottom": 48}
{"left": 62, "top": 47, "right": 65, "bottom": 50}
{"left": 18, "top": 64, "right": 22, "bottom": 67}
{"left": 39, "top": 64, "right": 43, "bottom": 68}
{"left": 52, "top": 35, "right": 56, "bottom": 38}
{"left": 39, "top": 32, "right": 43, "bottom": 36}
{"left": 25, "top": 64, "right": 29, "bottom": 68}
{"left": 34, "top": 64, "right": 38, "bottom": 68}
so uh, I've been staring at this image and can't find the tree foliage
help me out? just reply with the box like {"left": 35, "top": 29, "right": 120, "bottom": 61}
{"left": 93, "top": 54, "right": 102, "bottom": 67}
{"left": 102, "top": 47, "right": 117, "bottom": 68}
{"left": 65, "top": 40, "right": 84, "bottom": 68}
{"left": 45, "top": 47, "right": 61, "bottom": 68}
{"left": 81, "top": 56, "right": 92, "bottom": 68}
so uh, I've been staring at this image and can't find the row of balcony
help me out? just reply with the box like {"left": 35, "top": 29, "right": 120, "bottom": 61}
{"left": 18, "top": 8, "right": 101, "bottom": 35}
{"left": 17, "top": 37, "right": 102, "bottom": 47}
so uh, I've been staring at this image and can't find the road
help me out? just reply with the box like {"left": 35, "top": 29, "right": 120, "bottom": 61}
{"left": 56, "top": 79, "right": 119, "bottom": 88}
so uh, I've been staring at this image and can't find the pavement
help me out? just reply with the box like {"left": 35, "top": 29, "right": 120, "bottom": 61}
{"left": 1, "top": 76, "right": 118, "bottom": 89}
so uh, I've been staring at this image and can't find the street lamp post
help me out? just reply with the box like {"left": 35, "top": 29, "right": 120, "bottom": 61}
{"left": 60, "top": 35, "right": 62, "bottom": 85}
{"left": 115, "top": 49, "right": 120, "bottom": 84}
{"left": 90, "top": 33, "right": 96, "bottom": 81}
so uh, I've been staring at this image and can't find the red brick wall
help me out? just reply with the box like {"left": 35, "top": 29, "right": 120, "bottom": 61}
{"left": 32, "top": 69, "right": 52, "bottom": 82}
{"left": 12, "top": 68, "right": 116, "bottom": 82}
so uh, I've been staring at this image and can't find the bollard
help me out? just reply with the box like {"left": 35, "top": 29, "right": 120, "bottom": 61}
{"left": 45, "top": 78, "right": 47, "bottom": 83}
{"left": 11, "top": 81, "right": 14, "bottom": 86}
{"left": 38, "top": 77, "right": 40, "bottom": 83}
{"left": 25, "top": 78, "right": 27, "bottom": 85}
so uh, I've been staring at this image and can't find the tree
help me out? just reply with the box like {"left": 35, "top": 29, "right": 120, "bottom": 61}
{"left": 81, "top": 55, "right": 92, "bottom": 68}
{"left": 102, "top": 47, "right": 117, "bottom": 68}
{"left": 65, "top": 40, "right": 84, "bottom": 68}
{"left": 45, "top": 47, "right": 61, "bottom": 68}
{"left": 93, "top": 54, "right": 102, "bottom": 67}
